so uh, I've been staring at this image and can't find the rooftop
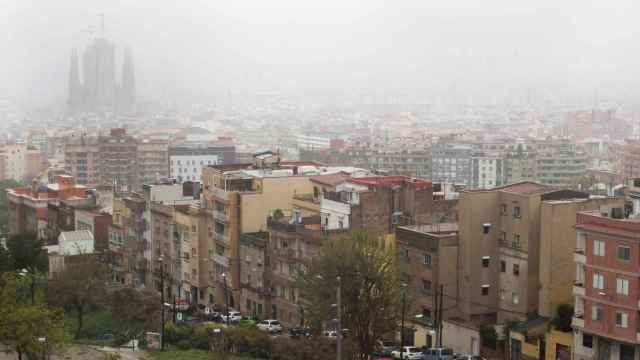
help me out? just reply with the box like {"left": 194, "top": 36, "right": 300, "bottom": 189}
{"left": 576, "top": 210, "right": 640, "bottom": 238}
{"left": 310, "top": 173, "right": 351, "bottom": 187}
{"left": 400, "top": 223, "right": 458, "bottom": 235}
{"left": 350, "top": 176, "right": 431, "bottom": 190}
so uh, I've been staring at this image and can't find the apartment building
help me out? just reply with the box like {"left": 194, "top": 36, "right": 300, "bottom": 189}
{"left": 535, "top": 138, "right": 588, "bottom": 188}
{"left": 458, "top": 182, "right": 594, "bottom": 323}
{"left": 471, "top": 151, "right": 504, "bottom": 189}
{"left": 266, "top": 215, "right": 349, "bottom": 327}
{"left": 572, "top": 209, "right": 640, "bottom": 360}
{"left": 0, "top": 143, "right": 42, "bottom": 182}
{"left": 64, "top": 134, "right": 100, "bottom": 185}
{"left": 7, "top": 175, "right": 90, "bottom": 238}
{"left": 239, "top": 232, "right": 271, "bottom": 319}
{"left": 396, "top": 223, "right": 459, "bottom": 347}
{"left": 622, "top": 138, "right": 640, "bottom": 180}
{"left": 109, "top": 193, "right": 146, "bottom": 286}
{"left": 169, "top": 145, "right": 235, "bottom": 183}
{"left": 64, "top": 128, "right": 169, "bottom": 190}
{"left": 431, "top": 138, "right": 473, "bottom": 186}
{"left": 200, "top": 152, "right": 370, "bottom": 308}
{"left": 137, "top": 139, "right": 169, "bottom": 186}
{"left": 504, "top": 141, "right": 537, "bottom": 185}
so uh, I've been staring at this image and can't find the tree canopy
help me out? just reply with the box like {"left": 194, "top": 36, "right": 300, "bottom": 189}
{"left": 298, "top": 231, "right": 404, "bottom": 358}
{"left": 47, "top": 254, "right": 109, "bottom": 337}
{"left": 0, "top": 272, "right": 69, "bottom": 360}
{"left": 6, "top": 233, "right": 48, "bottom": 272}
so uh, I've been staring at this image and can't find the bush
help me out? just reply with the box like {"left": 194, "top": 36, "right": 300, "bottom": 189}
{"left": 480, "top": 325, "right": 497, "bottom": 350}
{"left": 176, "top": 339, "right": 191, "bottom": 350}
{"left": 553, "top": 304, "right": 574, "bottom": 332}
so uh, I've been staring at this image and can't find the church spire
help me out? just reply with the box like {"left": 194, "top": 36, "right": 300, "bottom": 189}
{"left": 66, "top": 48, "right": 83, "bottom": 114}
{"left": 118, "top": 46, "right": 136, "bottom": 114}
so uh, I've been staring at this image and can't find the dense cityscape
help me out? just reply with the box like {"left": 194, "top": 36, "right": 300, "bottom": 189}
{"left": 3, "top": 1, "right": 640, "bottom": 360}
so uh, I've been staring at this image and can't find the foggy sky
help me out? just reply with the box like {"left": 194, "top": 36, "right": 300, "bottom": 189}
{"left": 2, "top": 0, "right": 640, "bottom": 107}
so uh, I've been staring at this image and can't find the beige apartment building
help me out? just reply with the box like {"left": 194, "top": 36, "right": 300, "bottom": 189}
{"left": 201, "top": 154, "right": 320, "bottom": 307}
{"left": 0, "top": 143, "right": 42, "bottom": 182}
{"left": 537, "top": 197, "right": 623, "bottom": 318}
{"left": 457, "top": 182, "right": 619, "bottom": 324}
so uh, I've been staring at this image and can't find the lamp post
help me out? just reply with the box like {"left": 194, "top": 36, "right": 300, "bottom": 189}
{"left": 336, "top": 275, "right": 342, "bottom": 360}
{"left": 158, "top": 256, "right": 165, "bottom": 351}
{"left": 222, "top": 273, "right": 229, "bottom": 326}
{"left": 19, "top": 268, "right": 36, "bottom": 305}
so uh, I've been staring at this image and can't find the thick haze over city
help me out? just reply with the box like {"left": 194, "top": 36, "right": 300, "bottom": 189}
{"left": 3, "top": 0, "right": 640, "bottom": 107}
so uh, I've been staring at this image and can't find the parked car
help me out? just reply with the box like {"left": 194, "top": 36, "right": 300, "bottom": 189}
{"left": 423, "top": 347, "right": 454, "bottom": 360}
{"left": 257, "top": 319, "right": 283, "bottom": 333}
{"left": 220, "top": 311, "right": 242, "bottom": 323}
{"left": 289, "top": 327, "right": 312, "bottom": 339}
{"left": 391, "top": 346, "right": 424, "bottom": 360}
{"left": 376, "top": 340, "right": 396, "bottom": 355}
{"left": 453, "top": 355, "right": 485, "bottom": 360}
{"left": 205, "top": 311, "right": 222, "bottom": 322}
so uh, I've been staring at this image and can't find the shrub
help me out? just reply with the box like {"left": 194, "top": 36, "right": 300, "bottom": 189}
{"left": 553, "top": 304, "right": 574, "bottom": 332}
{"left": 176, "top": 339, "right": 191, "bottom": 350}
{"left": 480, "top": 325, "right": 498, "bottom": 350}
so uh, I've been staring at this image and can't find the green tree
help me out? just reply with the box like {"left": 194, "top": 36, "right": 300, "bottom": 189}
{"left": 298, "top": 231, "right": 404, "bottom": 359}
{"left": 47, "top": 254, "right": 109, "bottom": 337}
{"left": 0, "top": 272, "right": 69, "bottom": 360}
{"left": 6, "top": 234, "right": 48, "bottom": 272}
{"left": 0, "top": 245, "right": 13, "bottom": 273}
{"left": 110, "top": 287, "right": 161, "bottom": 331}
{"left": 553, "top": 304, "right": 574, "bottom": 332}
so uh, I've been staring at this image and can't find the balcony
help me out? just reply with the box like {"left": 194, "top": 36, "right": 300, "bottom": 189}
{"left": 210, "top": 187, "right": 229, "bottom": 201}
{"left": 574, "top": 249, "right": 586, "bottom": 264}
{"left": 213, "top": 254, "right": 229, "bottom": 268}
{"left": 572, "top": 315, "right": 584, "bottom": 328}
{"left": 573, "top": 282, "right": 585, "bottom": 297}
{"left": 213, "top": 210, "right": 228, "bottom": 223}
{"left": 215, "top": 232, "right": 230, "bottom": 246}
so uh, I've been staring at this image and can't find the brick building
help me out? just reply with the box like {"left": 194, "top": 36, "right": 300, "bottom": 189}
{"left": 572, "top": 208, "right": 640, "bottom": 360}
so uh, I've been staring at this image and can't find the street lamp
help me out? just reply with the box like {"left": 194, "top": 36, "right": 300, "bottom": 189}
{"left": 222, "top": 273, "right": 229, "bottom": 326}
{"left": 19, "top": 268, "right": 36, "bottom": 306}
{"left": 400, "top": 283, "right": 407, "bottom": 360}
{"left": 37, "top": 337, "right": 47, "bottom": 360}
{"left": 158, "top": 256, "right": 165, "bottom": 351}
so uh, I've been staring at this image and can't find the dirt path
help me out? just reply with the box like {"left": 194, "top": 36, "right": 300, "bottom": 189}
{"left": 0, "top": 344, "right": 152, "bottom": 360}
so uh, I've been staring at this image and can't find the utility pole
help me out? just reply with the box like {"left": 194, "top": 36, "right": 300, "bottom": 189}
{"left": 223, "top": 273, "right": 230, "bottom": 326}
{"left": 159, "top": 257, "right": 165, "bottom": 351}
{"left": 336, "top": 275, "right": 342, "bottom": 360}
{"left": 400, "top": 289, "right": 406, "bottom": 360}
{"left": 438, "top": 284, "right": 444, "bottom": 347}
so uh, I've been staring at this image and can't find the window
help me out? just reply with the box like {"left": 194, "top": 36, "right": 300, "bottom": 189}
{"left": 512, "top": 293, "right": 519, "bottom": 304}
{"left": 500, "top": 204, "right": 507, "bottom": 215}
{"left": 501, "top": 231, "right": 507, "bottom": 242}
{"left": 423, "top": 254, "right": 432, "bottom": 266}
{"left": 500, "top": 260, "right": 506, "bottom": 273}
{"left": 422, "top": 279, "right": 432, "bottom": 292}
{"left": 481, "top": 285, "right": 490, "bottom": 296}
{"left": 617, "top": 278, "right": 629, "bottom": 295}
{"left": 616, "top": 311, "right": 629, "bottom": 328}
{"left": 514, "top": 234, "right": 521, "bottom": 248}
{"left": 592, "top": 272, "right": 604, "bottom": 290}
{"left": 593, "top": 240, "right": 605, "bottom": 256}
{"left": 582, "top": 334, "right": 593, "bottom": 348}
{"left": 499, "top": 289, "right": 505, "bottom": 300}
{"left": 482, "top": 256, "right": 490, "bottom": 267}
{"left": 513, "top": 264, "right": 520, "bottom": 277}
{"left": 513, "top": 206, "right": 521, "bottom": 218}
{"left": 618, "top": 246, "right": 631, "bottom": 261}
{"left": 592, "top": 305, "right": 603, "bottom": 321}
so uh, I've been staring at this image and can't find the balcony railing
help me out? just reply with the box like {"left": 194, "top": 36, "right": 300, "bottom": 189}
{"left": 574, "top": 251, "right": 586, "bottom": 264}
{"left": 572, "top": 315, "right": 584, "bottom": 328}
{"left": 215, "top": 232, "right": 230, "bottom": 245}
{"left": 573, "top": 282, "right": 585, "bottom": 297}
{"left": 213, "top": 210, "right": 228, "bottom": 223}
